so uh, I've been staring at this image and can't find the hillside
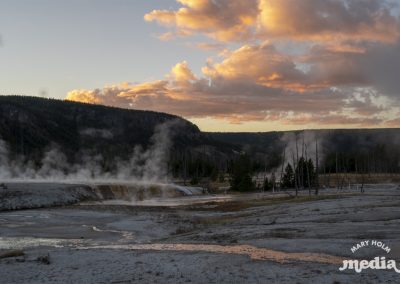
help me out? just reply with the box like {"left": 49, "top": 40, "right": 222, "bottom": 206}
{"left": 0, "top": 96, "right": 237, "bottom": 180}
{"left": 0, "top": 96, "right": 230, "bottom": 159}
{"left": 0, "top": 96, "right": 399, "bottom": 181}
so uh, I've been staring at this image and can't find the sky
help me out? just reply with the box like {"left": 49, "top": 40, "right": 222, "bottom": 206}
{"left": 1, "top": 0, "right": 400, "bottom": 132}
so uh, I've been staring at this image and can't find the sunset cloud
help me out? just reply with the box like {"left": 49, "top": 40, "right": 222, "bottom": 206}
{"left": 170, "top": 61, "right": 197, "bottom": 83}
{"left": 257, "top": 0, "right": 400, "bottom": 42}
{"left": 66, "top": 0, "right": 400, "bottom": 129}
{"left": 304, "top": 40, "right": 400, "bottom": 97}
{"left": 145, "top": 0, "right": 259, "bottom": 42}
{"left": 145, "top": 0, "right": 400, "bottom": 43}
{"left": 66, "top": 60, "right": 396, "bottom": 128}
{"left": 202, "top": 43, "right": 329, "bottom": 92}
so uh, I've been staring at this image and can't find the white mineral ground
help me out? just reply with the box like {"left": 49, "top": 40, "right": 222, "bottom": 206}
{"left": 1, "top": 183, "right": 400, "bottom": 283}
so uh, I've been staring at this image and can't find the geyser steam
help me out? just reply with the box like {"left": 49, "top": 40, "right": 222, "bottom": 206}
{"left": 0, "top": 119, "right": 181, "bottom": 182}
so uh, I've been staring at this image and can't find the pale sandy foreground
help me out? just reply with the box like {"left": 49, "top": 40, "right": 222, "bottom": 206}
{"left": 1, "top": 184, "right": 400, "bottom": 283}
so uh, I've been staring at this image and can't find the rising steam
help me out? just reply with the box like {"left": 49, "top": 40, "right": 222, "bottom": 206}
{"left": 0, "top": 119, "right": 181, "bottom": 182}
{"left": 279, "top": 130, "right": 322, "bottom": 167}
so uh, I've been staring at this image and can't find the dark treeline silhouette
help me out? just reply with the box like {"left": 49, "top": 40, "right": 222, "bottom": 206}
{"left": 0, "top": 96, "right": 399, "bottom": 191}
{"left": 0, "top": 96, "right": 233, "bottom": 176}
{"left": 209, "top": 130, "right": 400, "bottom": 193}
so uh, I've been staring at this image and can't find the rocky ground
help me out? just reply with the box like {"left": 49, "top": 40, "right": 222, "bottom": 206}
{"left": 1, "top": 184, "right": 400, "bottom": 283}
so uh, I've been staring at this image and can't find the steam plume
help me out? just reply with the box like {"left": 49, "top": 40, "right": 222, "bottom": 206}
{"left": 0, "top": 120, "right": 181, "bottom": 182}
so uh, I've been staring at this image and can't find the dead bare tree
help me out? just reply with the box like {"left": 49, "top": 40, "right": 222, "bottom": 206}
{"left": 280, "top": 147, "right": 286, "bottom": 190}
{"left": 295, "top": 132, "right": 300, "bottom": 192}
{"left": 292, "top": 151, "right": 298, "bottom": 197}
{"left": 360, "top": 157, "right": 366, "bottom": 193}
{"left": 305, "top": 144, "right": 311, "bottom": 196}
{"left": 335, "top": 152, "right": 339, "bottom": 189}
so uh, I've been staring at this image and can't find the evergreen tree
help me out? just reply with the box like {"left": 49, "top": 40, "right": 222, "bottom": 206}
{"left": 295, "top": 157, "right": 315, "bottom": 188}
{"left": 230, "top": 154, "right": 255, "bottom": 192}
{"left": 263, "top": 177, "right": 272, "bottom": 191}
{"left": 281, "top": 163, "right": 295, "bottom": 188}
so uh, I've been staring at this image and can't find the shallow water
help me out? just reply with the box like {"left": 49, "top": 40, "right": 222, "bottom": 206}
{"left": 80, "top": 243, "right": 345, "bottom": 264}
{"left": 0, "top": 237, "right": 344, "bottom": 265}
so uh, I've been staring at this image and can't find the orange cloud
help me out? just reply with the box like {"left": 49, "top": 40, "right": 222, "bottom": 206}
{"left": 66, "top": 58, "right": 398, "bottom": 128}
{"left": 170, "top": 61, "right": 197, "bottom": 83}
{"left": 146, "top": 0, "right": 400, "bottom": 44}
{"left": 386, "top": 118, "right": 400, "bottom": 127}
{"left": 257, "top": 0, "right": 400, "bottom": 43}
{"left": 66, "top": 90, "right": 103, "bottom": 104}
{"left": 282, "top": 113, "right": 384, "bottom": 127}
{"left": 145, "top": 0, "right": 259, "bottom": 42}
{"left": 66, "top": 1, "right": 400, "bottom": 129}
{"left": 203, "top": 43, "right": 335, "bottom": 92}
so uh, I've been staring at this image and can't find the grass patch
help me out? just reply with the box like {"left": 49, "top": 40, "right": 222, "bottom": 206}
{"left": 189, "top": 194, "right": 348, "bottom": 213}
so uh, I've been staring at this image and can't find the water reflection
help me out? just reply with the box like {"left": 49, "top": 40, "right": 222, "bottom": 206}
{"left": 0, "top": 237, "right": 343, "bottom": 265}
{"left": 80, "top": 243, "right": 344, "bottom": 265}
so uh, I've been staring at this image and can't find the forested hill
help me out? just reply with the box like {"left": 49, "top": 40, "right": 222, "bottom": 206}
{"left": 0, "top": 96, "right": 231, "bottom": 163}
{"left": 209, "top": 128, "right": 400, "bottom": 174}
{"left": 0, "top": 95, "right": 399, "bottom": 178}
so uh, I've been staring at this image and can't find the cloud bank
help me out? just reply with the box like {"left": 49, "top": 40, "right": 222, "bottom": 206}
{"left": 66, "top": 0, "right": 400, "bottom": 129}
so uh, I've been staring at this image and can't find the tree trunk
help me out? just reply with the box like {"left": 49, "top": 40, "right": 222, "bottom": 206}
{"left": 292, "top": 152, "right": 298, "bottom": 197}
{"left": 280, "top": 148, "right": 286, "bottom": 190}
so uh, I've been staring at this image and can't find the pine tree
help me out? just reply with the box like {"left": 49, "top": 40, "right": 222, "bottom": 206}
{"left": 282, "top": 163, "right": 295, "bottom": 188}
{"left": 230, "top": 155, "right": 255, "bottom": 192}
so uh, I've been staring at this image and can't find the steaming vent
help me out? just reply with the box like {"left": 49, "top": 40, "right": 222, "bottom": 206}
{"left": 0, "top": 182, "right": 204, "bottom": 211}
{"left": 93, "top": 183, "right": 204, "bottom": 201}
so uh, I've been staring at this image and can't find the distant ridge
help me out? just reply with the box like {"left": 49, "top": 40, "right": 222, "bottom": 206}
{"left": 0, "top": 95, "right": 399, "bottom": 178}
{"left": 0, "top": 95, "right": 220, "bottom": 159}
